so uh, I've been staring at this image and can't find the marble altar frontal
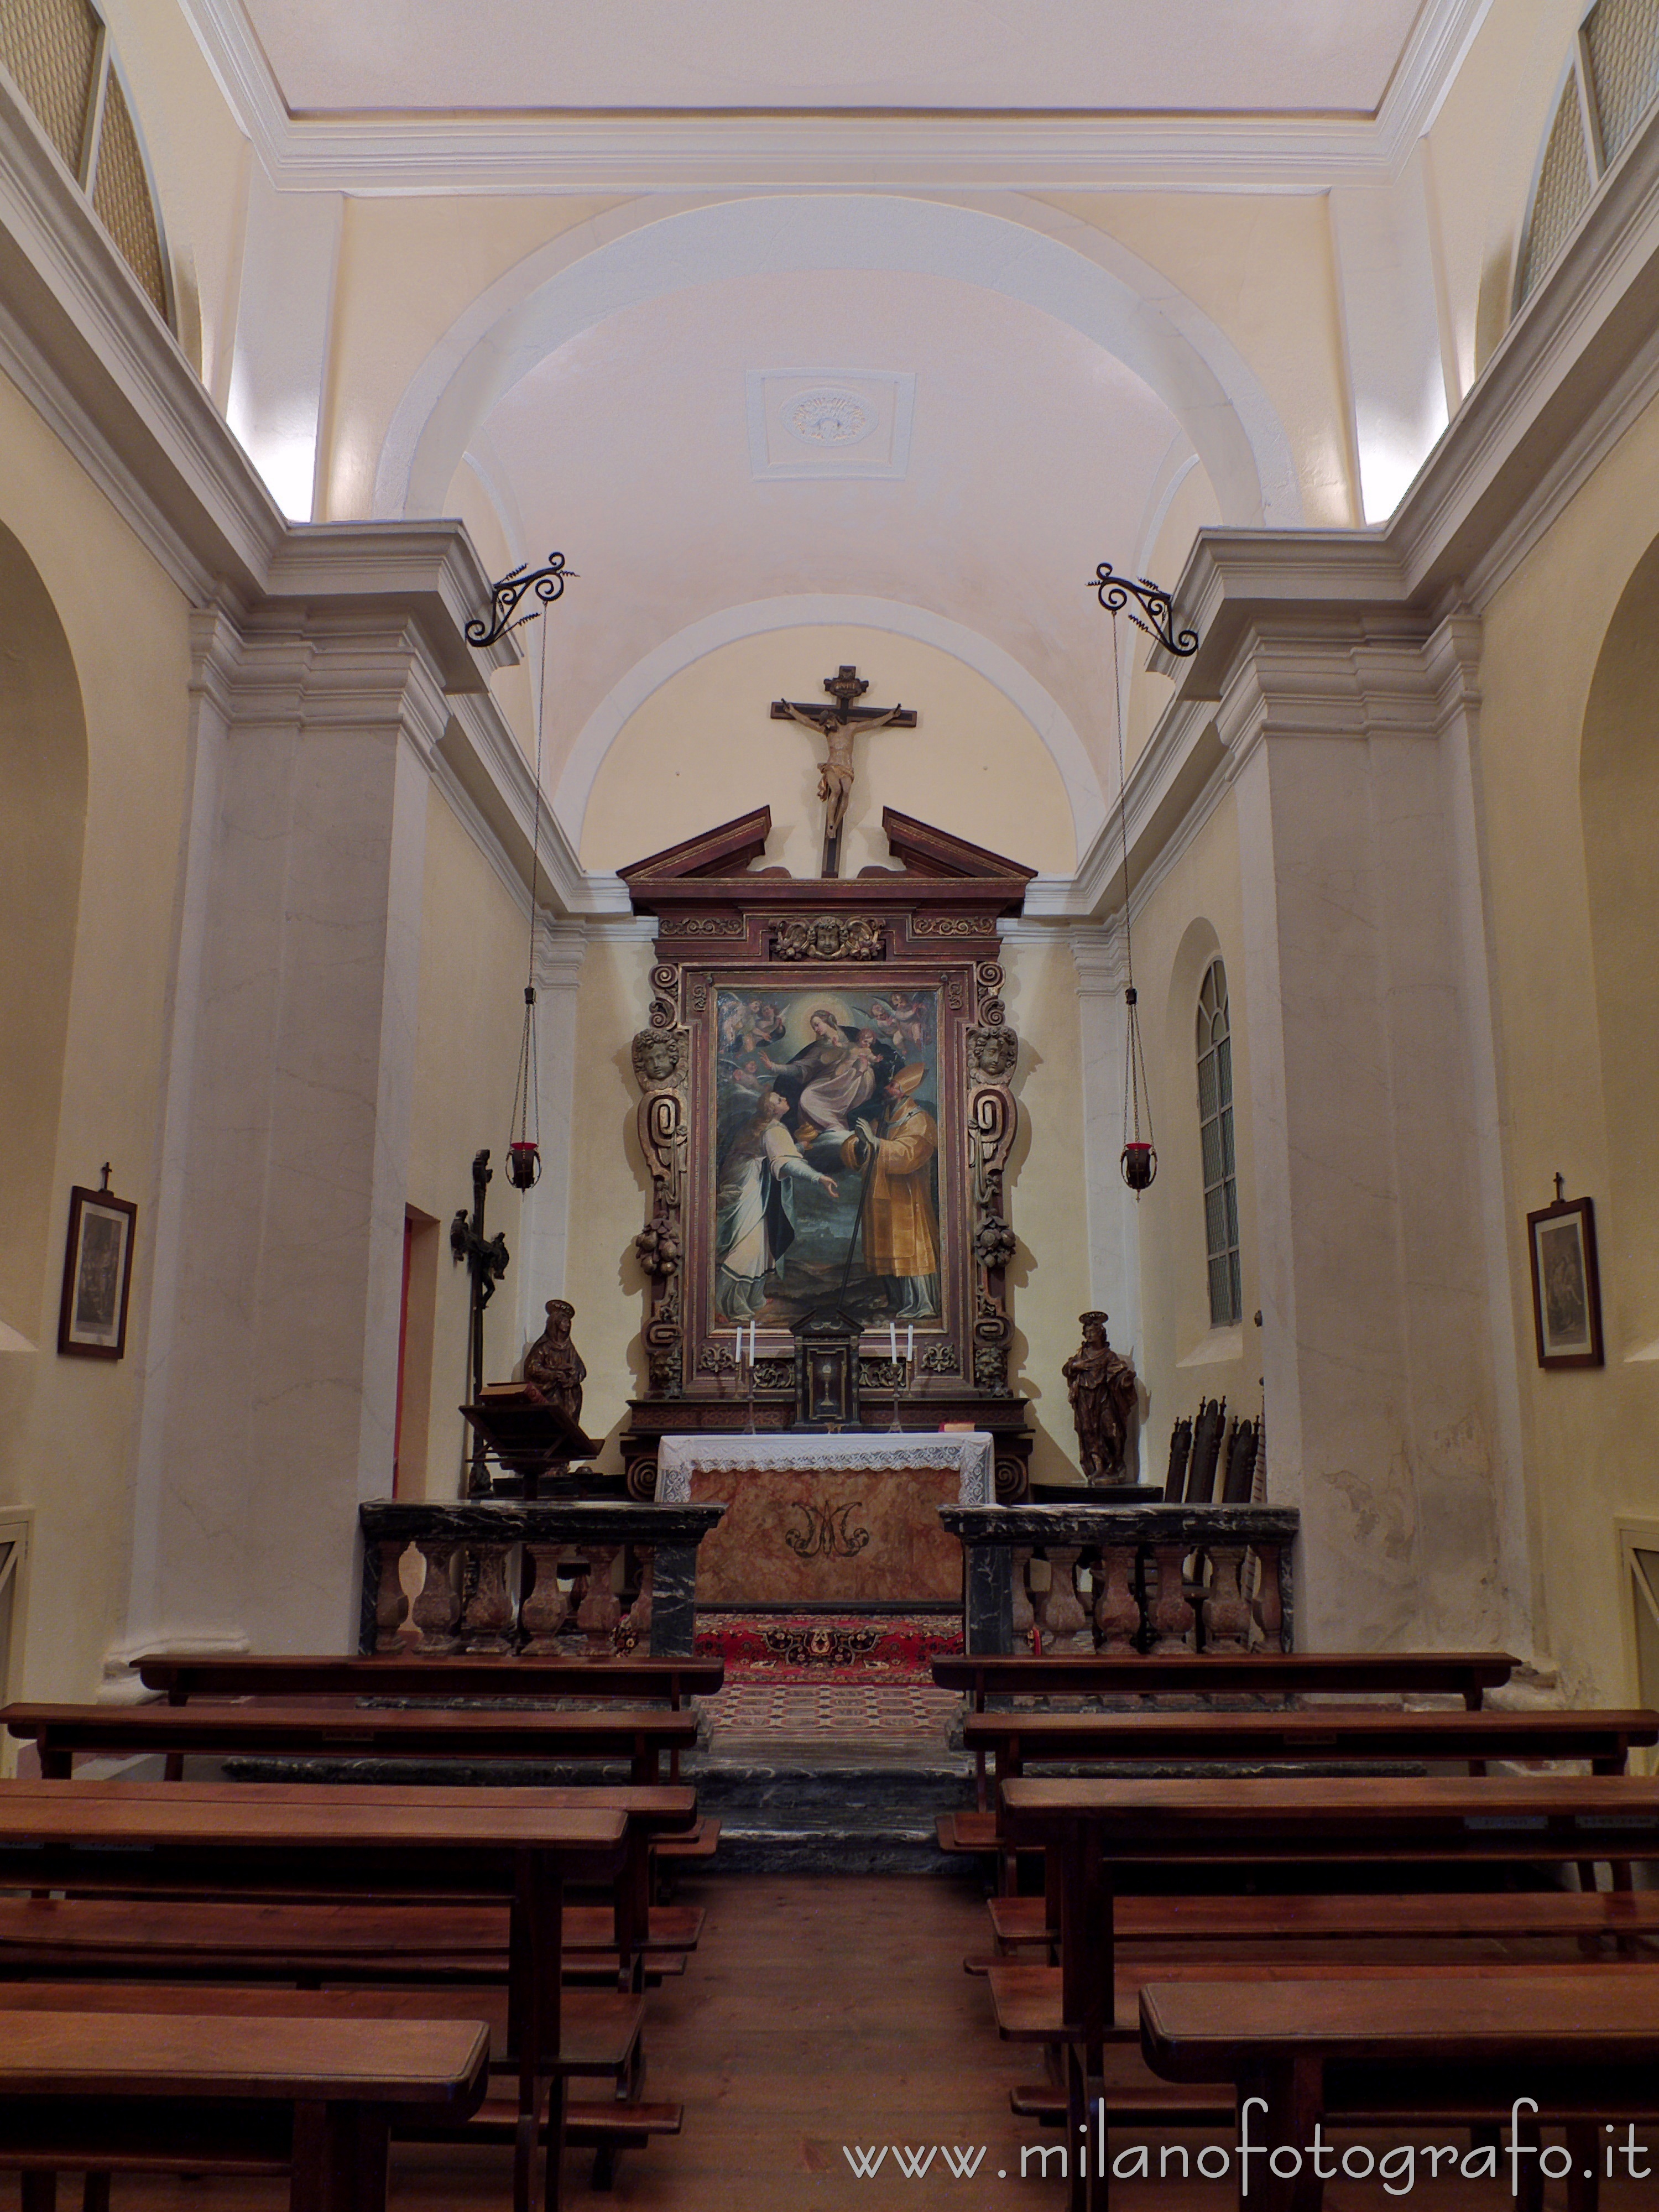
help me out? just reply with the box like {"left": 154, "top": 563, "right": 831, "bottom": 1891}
{"left": 655, "top": 1433, "right": 993, "bottom": 1608}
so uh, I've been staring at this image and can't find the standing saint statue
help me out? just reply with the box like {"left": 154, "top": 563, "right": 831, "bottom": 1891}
{"left": 523, "top": 1298, "right": 587, "bottom": 1428}
{"left": 1062, "top": 1311, "right": 1140, "bottom": 1484}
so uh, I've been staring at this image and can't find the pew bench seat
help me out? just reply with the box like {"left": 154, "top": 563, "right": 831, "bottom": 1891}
{"left": 0, "top": 2005, "right": 488, "bottom": 2212}
{"left": 985, "top": 1887, "right": 1659, "bottom": 1952}
{"left": 0, "top": 1896, "right": 703, "bottom": 1974}
{"left": 1139, "top": 1972, "right": 1659, "bottom": 2211}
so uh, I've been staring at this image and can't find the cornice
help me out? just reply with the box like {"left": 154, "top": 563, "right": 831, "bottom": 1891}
{"left": 178, "top": 0, "right": 1486, "bottom": 194}
{"left": 0, "top": 72, "right": 281, "bottom": 602}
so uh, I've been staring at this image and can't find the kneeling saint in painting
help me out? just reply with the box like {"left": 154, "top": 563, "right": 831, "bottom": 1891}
{"left": 714, "top": 1090, "right": 839, "bottom": 1319}
{"left": 841, "top": 1063, "right": 940, "bottom": 1319}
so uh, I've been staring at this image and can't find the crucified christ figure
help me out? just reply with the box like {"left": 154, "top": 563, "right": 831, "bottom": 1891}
{"left": 775, "top": 702, "right": 907, "bottom": 836}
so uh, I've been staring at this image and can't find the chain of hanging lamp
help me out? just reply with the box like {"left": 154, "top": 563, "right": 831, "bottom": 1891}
{"left": 496, "top": 567, "right": 574, "bottom": 1191}
{"left": 1089, "top": 563, "right": 1199, "bottom": 1196}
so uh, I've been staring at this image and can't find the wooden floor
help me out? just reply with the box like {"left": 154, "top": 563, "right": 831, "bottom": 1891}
{"left": 6, "top": 1873, "right": 1652, "bottom": 2210}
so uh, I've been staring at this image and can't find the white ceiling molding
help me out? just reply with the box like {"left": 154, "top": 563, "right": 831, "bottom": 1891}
{"left": 553, "top": 592, "right": 1106, "bottom": 869}
{"left": 374, "top": 193, "right": 1299, "bottom": 531}
{"left": 179, "top": 0, "right": 1493, "bottom": 192}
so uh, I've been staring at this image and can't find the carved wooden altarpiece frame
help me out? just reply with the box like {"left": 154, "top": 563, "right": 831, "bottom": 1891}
{"left": 618, "top": 807, "right": 1035, "bottom": 1502}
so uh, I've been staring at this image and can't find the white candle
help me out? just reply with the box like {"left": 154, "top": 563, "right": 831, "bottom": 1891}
{"left": 889, "top": 1323, "right": 898, "bottom": 1361}
{"left": 906, "top": 1325, "right": 915, "bottom": 1364}
{"left": 748, "top": 1322, "right": 758, "bottom": 1366}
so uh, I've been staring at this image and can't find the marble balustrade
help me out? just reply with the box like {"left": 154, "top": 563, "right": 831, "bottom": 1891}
{"left": 357, "top": 1500, "right": 726, "bottom": 1660}
{"left": 939, "top": 1501, "right": 1300, "bottom": 1657}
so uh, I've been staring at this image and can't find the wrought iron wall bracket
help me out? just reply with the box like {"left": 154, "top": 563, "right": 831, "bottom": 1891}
{"left": 1087, "top": 563, "right": 1199, "bottom": 657}
{"left": 467, "top": 554, "right": 576, "bottom": 649}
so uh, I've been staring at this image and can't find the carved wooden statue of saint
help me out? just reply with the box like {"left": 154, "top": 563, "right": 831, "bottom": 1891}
{"left": 524, "top": 1298, "right": 586, "bottom": 1427}
{"left": 1062, "top": 1310, "right": 1139, "bottom": 1484}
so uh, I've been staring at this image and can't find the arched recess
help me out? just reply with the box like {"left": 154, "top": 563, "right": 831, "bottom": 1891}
{"left": 373, "top": 193, "right": 1302, "bottom": 530}
{"left": 1582, "top": 532, "right": 1659, "bottom": 1355}
{"left": 0, "top": 522, "right": 89, "bottom": 1344}
{"left": 557, "top": 593, "right": 1104, "bottom": 864}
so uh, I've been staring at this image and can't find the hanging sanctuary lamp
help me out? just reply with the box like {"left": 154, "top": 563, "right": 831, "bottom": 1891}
{"left": 466, "top": 553, "right": 578, "bottom": 1191}
{"left": 1087, "top": 563, "right": 1199, "bottom": 1197}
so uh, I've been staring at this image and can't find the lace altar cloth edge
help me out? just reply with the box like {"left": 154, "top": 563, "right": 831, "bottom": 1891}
{"left": 655, "top": 1430, "right": 994, "bottom": 1505}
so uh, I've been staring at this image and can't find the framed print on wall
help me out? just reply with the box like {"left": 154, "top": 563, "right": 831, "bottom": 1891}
{"left": 58, "top": 1183, "right": 137, "bottom": 1359}
{"left": 1526, "top": 1190, "right": 1604, "bottom": 1369}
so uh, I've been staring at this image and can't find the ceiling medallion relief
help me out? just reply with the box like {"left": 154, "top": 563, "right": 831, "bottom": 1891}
{"left": 746, "top": 369, "right": 916, "bottom": 481}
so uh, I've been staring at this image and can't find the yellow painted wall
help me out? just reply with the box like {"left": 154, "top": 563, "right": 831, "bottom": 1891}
{"left": 0, "top": 371, "right": 192, "bottom": 1700}
{"left": 321, "top": 195, "right": 629, "bottom": 521}
{"left": 1474, "top": 380, "right": 1659, "bottom": 1700}
{"left": 1123, "top": 788, "right": 1261, "bottom": 1467}
{"left": 1426, "top": 0, "right": 1587, "bottom": 390}
{"left": 404, "top": 790, "right": 536, "bottom": 1498}
{"left": 578, "top": 627, "right": 1078, "bottom": 880}
{"left": 1037, "top": 193, "right": 1357, "bottom": 528}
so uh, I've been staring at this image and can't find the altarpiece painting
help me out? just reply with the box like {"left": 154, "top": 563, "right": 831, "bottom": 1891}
{"left": 617, "top": 806, "right": 1037, "bottom": 1505}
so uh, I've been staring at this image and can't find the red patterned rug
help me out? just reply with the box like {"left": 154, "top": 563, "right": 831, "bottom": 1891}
{"left": 693, "top": 1610, "right": 963, "bottom": 1682}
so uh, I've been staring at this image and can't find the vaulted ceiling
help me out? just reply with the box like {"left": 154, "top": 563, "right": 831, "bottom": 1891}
{"left": 235, "top": 0, "right": 1430, "bottom": 118}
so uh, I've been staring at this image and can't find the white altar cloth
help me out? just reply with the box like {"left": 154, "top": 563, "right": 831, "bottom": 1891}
{"left": 655, "top": 1431, "right": 994, "bottom": 1502}
{"left": 654, "top": 1431, "right": 993, "bottom": 1606}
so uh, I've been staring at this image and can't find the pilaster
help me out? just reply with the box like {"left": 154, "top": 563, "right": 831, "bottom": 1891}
{"left": 119, "top": 526, "right": 488, "bottom": 1665}
{"left": 515, "top": 919, "right": 589, "bottom": 1347}
{"left": 1217, "top": 616, "right": 1515, "bottom": 1650}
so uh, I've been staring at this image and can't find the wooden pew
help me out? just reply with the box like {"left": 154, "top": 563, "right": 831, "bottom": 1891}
{"left": 0, "top": 1779, "right": 623, "bottom": 2212}
{"left": 998, "top": 1772, "right": 1659, "bottom": 2212}
{"left": 131, "top": 1648, "right": 724, "bottom": 1830}
{"left": 0, "top": 1781, "right": 699, "bottom": 1991}
{"left": 4, "top": 1701, "right": 699, "bottom": 1786}
{"left": 1140, "top": 1971, "right": 1659, "bottom": 2212}
{"left": 933, "top": 1651, "right": 1521, "bottom": 1818}
{"left": 0, "top": 2007, "right": 489, "bottom": 2212}
{"left": 134, "top": 1651, "right": 724, "bottom": 1708}
{"left": 963, "top": 1705, "right": 1658, "bottom": 1928}
{"left": 0, "top": 1980, "right": 681, "bottom": 2188}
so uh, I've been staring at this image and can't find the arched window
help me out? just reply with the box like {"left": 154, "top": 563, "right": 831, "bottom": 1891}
{"left": 1196, "top": 958, "right": 1241, "bottom": 1329}
{"left": 0, "top": 0, "right": 171, "bottom": 325}
{"left": 1517, "top": 0, "right": 1659, "bottom": 307}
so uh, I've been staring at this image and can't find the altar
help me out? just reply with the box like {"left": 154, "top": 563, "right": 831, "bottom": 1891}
{"left": 655, "top": 1432, "right": 993, "bottom": 1608}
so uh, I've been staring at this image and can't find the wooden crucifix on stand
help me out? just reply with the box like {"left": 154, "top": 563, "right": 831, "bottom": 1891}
{"left": 770, "top": 665, "right": 917, "bottom": 877}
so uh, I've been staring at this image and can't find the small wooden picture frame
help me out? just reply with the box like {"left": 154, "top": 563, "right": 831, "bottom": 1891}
{"left": 1526, "top": 1191, "right": 1603, "bottom": 1369}
{"left": 58, "top": 1185, "right": 137, "bottom": 1360}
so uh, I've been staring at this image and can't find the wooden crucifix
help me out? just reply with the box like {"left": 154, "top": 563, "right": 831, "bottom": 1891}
{"left": 770, "top": 665, "right": 917, "bottom": 877}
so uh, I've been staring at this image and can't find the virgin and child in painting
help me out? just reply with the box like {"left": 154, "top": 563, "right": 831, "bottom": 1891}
{"left": 713, "top": 986, "right": 942, "bottom": 1327}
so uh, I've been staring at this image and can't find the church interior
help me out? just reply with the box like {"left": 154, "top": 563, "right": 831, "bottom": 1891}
{"left": 7, "top": 0, "right": 1659, "bottom": 2204}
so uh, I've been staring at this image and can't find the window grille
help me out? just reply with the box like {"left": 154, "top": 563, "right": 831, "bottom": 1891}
{"left": 1519, "top": 0, "right": 1659, "bottom": 306}
{"left": 0, "top": 0, "right": 170, "bottom": 323}
{"left": 1196, "top": 959, "right": 1241, "bottom": 1329}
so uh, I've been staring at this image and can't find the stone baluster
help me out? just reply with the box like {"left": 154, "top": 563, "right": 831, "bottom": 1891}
{"left": 1253, "top": 1539, "right": 1290, "bottom": 1651}
{"left": 1036, "top": 1545, "right": 1092, "bottom": 1655}
{"left": 625, "top": 1548, "right": 656, "bottom": 1654}
{"left": 1092, "top": 1542, "right": 1141, "bottom": 1654}
{"left": 1147, "top": 1542, "right": 1196, "bottom": 1654}
{"left": 373, "top": 1539, "right": 411, "bottom": 1652}
{"left": 1202, "top": 1543, "right": 1251, "bottom": 1653}
{"left": 410, "top": 1539, "right": 462, "bottom": 1655}
{"left": 577, "top": 1543, "right": 623, "bottom": 1658}
{"left": 1010, "top": 1545, "right": 1035, "bottom": 1651}
{"left": 460, "top": 1542, "right": 516, "bottom": 1655}
{"left": 519, "top": 1543, "right": 571, "bottom": 1656}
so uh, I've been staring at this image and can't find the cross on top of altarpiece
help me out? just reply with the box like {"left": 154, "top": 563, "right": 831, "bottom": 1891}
{"left": 769, "top": 665, "right": 919, "bottom": 878}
